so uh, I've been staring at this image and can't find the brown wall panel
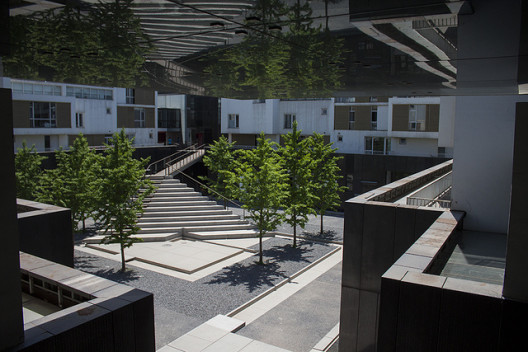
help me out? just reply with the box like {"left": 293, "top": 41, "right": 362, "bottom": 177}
{"left": 232, "top": 133, "right": 256, "bottom": 146}
{"left": 146, "top": 108, "right": 155, "bottom": 128}
{"left": 425, "top": 104, "right": 440, "bottom": 132}
{"left": 135, "top": 88, "right": 155, "bottom": 105}
{"left": 335, "top": 106, "right": 350, "bottom": 130}
{"left": 56, "top": 103, "right": 71, "bottom": 128}
{"left": 117, "top": 106, "right": 135, "bottom": 128}
{"left": 393, "top": 105, "right": 409, "bottom": 131}
{"left": 12, "top": 100, "right": 30, "bottom": 128}
{"left": 355, "top": 106, "right": 372, "bottom": 130}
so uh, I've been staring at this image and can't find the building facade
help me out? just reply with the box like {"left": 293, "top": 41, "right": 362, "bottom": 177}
{"left": 221, "top": 96, "right": 454, "bottom": 158}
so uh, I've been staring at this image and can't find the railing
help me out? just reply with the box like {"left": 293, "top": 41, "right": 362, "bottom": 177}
{"left": 406, "top": 171, "right": 452, "bottom": 208}
{"left": 145, "top": 144, "right": 200, "bottom": 175}
{"left": 407, "top": 196, "right": 451, "bottom": 209}
{"left": 161, "top": 144, "right": 206, "bottom": 176}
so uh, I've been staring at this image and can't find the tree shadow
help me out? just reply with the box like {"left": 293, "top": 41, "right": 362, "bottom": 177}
{"left": 74, "top": 253, "right": 100, "bottom": 270}
{"left": 91, "top": 267, "right": 142, "bottom": 284}
{"left": 206, "top": 241, "right": 319, "bottom": 292}
{"left": 262, "top": 242, "right": 317, "bottom": 263}
{"left": 300, "top": 230, "right": 342, "bottom": 243}
{"left": 206, "top": 261, "right": 288, "bottom": 293}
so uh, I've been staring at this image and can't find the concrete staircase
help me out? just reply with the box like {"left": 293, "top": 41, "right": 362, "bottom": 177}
{"left": 139, "top": 178, "right": 263, "bottom": 241}
{"left": 84, "top": 177, "right": 268, "bottom": 244}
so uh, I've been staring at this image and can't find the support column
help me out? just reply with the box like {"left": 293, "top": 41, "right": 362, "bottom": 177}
{"left": 0, "top": 88, "right": 24, "bottom": 349}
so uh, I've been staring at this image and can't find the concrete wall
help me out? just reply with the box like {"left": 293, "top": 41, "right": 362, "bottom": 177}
{"left": 17, "top": 199, "right": 73, "bottom": 267}
{"left": 390, "top": 138, "right": 438, "bottom": 157}
{"left": 503, "top": 102, "right": 528, "bottom": 303}
{"left": 451, "top": 95, "right": 528, "bottom": 233}
{"left": 0, "top": 88, "right": 24, "bottom": 350}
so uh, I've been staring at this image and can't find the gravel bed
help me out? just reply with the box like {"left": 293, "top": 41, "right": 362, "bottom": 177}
{"left": 74, "top": 237, "right": 335, "bottom": 347}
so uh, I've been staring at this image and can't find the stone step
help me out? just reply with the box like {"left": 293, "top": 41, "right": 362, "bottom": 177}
{"left": 146, "top": 198, "right": 211, "bottom": 204}
{"left": 139, "top": 219, "right": 248, "bottom": 229}
{"left": 140, "top": 209, "right": 232, "bottom": 217}
{"left": 155, "top": 187, "right": 195, "bottom": 193}
{"left": 138, "top": 214, "right": 239, "bottom": 223}
{"left": 84, "top": 231, "right": 182, "bottom": 244}
{"left": 161, "top": 179, "right": 181, "bottom": 183}
{"left": 182, "top": 223, "right": 256, "bottom": 233}
{"left": 185, "top": 229, "right": 269, "bottom": 240}
{"left": 157, "top": 183, "right": 187, "bottom": 188}
{"left": 152, "top": 191, "right": 202, "bottom": 197}
{"left": 143, "top": 205, "right": 224, "bottom": 212}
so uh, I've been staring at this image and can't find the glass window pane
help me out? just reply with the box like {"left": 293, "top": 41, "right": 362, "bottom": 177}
{"left": 365, "top": 137, "right": 372, "bottom": 151}
{"left": 23, "top": 84, "right": 33, "bottom": 94}
{"left": 43, "top": 85, "right": 52, "bottom": 95}
{"left": 54, "top": 86, "right": 61, "bottom": 96}
{"left": 75, "top": 87, "right": 82, "bottom": 98}
{"left": 13, "top": 82, "right": 23, "bottom": 93}
{"left": 33, "top": 85, "right": 43, "bottom": 95}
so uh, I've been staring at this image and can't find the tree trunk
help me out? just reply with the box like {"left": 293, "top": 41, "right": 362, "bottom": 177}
{"left": 293, "top": 214, "right": 297, "bottom": 248}
{"left": 258, "top": 231, "right": 263, "bottom": 265}
{"left": 82, "top": 218, "right": 86, "bottom": 232}
{"left": 120, "top": 242, "right": 126, "bottom": 271}
{"left": 223, "top": 198, "right": 227, "bottom": 210}
{"left": 320, "top": 211, "right": 324, "bottom": 235}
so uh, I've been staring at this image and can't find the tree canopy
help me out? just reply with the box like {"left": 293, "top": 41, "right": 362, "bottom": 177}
{"left": 14, "top": 142, "right": 46, "bottom": 200}
{"left": 233, "top": 133, "right": 287, "bottom": 264}
{"left": 95, "top": 129, "right": 155, "bottom": 271}
{"left": 203, "top": 0, "right": 344, "bottom": 99}
{"left": 281, "top": 121, "right": 316, "bottom": 247}
{"left": 4, "top": 0, "right": 152, "bottom": 87}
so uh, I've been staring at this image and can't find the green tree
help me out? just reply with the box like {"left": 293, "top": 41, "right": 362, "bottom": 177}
{"left": 309, "top": 134, "right": 346, "bottom": 234}
{"left": 234, "top": 133, "right": 287, "bottom": 264}
{"left": 37, "top": 134, "right": 102, "bottom": 231}
{"left": 200, "top": 136, "right": 237, "bottom": 208}
{"left": 281, "top": 121, "right": 316, "bottom": 247}
{"left": 95, "top": 129, "right": 155, "bottom": 271}
{"left": 14, "top": 142, "right": 46, "bottom": 200}
{"left": 4, "top": 0, "right": 152, "bottom": 87}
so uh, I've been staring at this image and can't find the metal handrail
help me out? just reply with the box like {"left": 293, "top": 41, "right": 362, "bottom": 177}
{"left": 163, "top": 144, "right": 206, "bottom": 176}
{"left": 145, "top": 143, "right": 198, "bottom": 175}
{"left": 176, "top": 168, "right": 245, "bottom": 220}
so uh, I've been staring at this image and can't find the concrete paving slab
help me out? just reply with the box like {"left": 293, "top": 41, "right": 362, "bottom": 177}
{"left": 240, "top": 340, "right": 291, "bottom": 352}
{"left": 206, "top": 315, "right": 245, "bottom": 332}
{"left": 201, "top": 333, "right": 253, "bottom": 352}
{"left": 168, "top": 333, "right": 213, "bottom": 352}
{"left": 83, "top": 240, "right": 242, "bottom": 274}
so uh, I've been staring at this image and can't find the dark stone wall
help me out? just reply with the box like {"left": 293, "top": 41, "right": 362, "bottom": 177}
{"left": 339, "top": 200, "right": 443, "bottom": 352}
{"left": 18, "top": 205, "right": 73, "bottom": 267}
{"left": 0, "top": 89, "right": 24, "bottom": 349}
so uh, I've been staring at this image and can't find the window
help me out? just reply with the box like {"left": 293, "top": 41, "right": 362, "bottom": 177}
{"left": 346, "top": 174, "right": 354, "bottom": 192}
{"left": 44, "top": 136, "right": 50, "bottom": 150}
{"left": 106, "top": 107, "right": 112, "bottom": 114}
{"left": 365, "top": 137, "right": 391, "bottom": 155}
{"left": 29, "top": 102, "right": 56, "bottom": 128}
{"left": 134, "top": 108, "right": 145, "bottom": 128}
{"left": 158, "top": 109, "right": 181, "bottom": 128}
{"left": 284, "top": 114, "right": 296, "bottom": 129}
{"left": 126, "top": 88, "right": 135, "bottom": 104}
{"left": 371, "top": 107, "right": 378, "bottom": 130}
{"left": 228, "top": 114, "right": 239, "bottom": 128}
{"left": 76, "top": 113, "right": 84, "bottom": 128}
{"left": 349, "top": 108, "right": 355, "bottom": 130}
{"left": 409, "top": 104, "right": 417, "bottom": 130}
{"left": 408, "top": 104, "right": 425, "bottom": 131}
{"left": 399, "top": 138, "right": 407, "bottom": 145}
{"left": 321, "top": 108, "right": 328, "bottom": 115}
{"left": 335, "top": 97, "right": 355, "bottom": 103}
{"left": 369, "top": 96, "right": 378, "bottom": 102}
{"left": 66, "top": 86, "right": 113, "bottom": 100}
{"left": 13, "top": 82, "right": 61, "bottom": 96}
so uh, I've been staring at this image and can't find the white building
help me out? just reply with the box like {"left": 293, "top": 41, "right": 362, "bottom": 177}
{"left": 1, "top": 77, "right": 162, "bottom": 151}
{"left": 221, "top": 96, "right": 454, "bottom": 158}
